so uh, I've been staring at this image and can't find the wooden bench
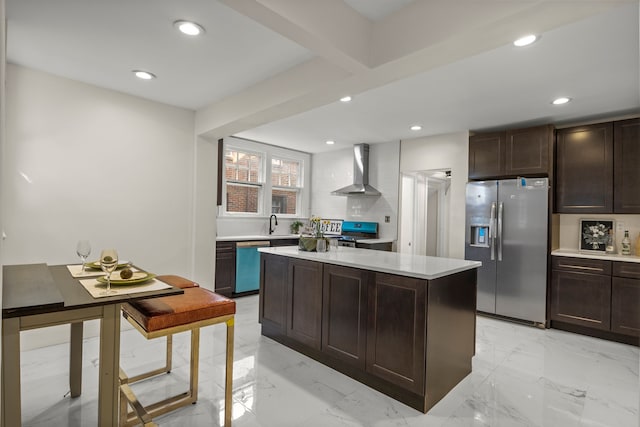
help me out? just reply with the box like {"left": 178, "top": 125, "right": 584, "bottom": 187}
{"left": 119, "top": 275, "right": 235, "bottom": 426}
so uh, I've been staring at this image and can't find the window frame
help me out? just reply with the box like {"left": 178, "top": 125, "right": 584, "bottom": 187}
{"left": 221, "top": 138, "right": 309, "bottom": 219}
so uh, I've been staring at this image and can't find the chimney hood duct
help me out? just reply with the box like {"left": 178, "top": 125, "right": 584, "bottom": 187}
{"left": 331, "top": 144, "right": 381, "bottom": 196}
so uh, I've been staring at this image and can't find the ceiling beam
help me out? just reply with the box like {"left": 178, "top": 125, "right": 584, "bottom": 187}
{"left": 197, "top": 1, "right": 632, "bottom": 141}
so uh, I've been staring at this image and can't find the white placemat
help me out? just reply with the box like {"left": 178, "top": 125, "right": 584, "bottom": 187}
{"left": 79, "top": 277, "right": 172, "bottom": 298}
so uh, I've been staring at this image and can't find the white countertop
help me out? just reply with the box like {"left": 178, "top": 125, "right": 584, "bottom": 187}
{"left": 551, "top": 249, "right": 640, "bottom": 263}
{"left": 258, "top": 246, "right": 481, "bottom": 280}
{"left": 217, "top": 234, "right": 300, "bottom": 242}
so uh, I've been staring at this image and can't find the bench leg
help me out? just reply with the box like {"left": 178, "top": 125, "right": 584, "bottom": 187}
{"left": 224, "top": 318, "right": 234, "bottom": 427}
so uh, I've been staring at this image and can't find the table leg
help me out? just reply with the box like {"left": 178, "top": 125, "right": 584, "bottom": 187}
{"left": 2, "top": 317, "right": 22, "bottom": 427}
{"left": 98, "top": 304, "right": 121, "bottom": 427}
{"left": 70, "top": 321, "right": 83, "bottom": 397}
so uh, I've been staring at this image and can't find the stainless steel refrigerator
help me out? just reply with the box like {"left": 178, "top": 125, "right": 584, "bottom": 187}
{"left": 465, "top": 178, "right": 549, "bottom": 325}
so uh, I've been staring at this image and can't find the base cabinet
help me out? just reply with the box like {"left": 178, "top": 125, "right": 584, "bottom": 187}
{"left": 551, "top": 256, "right": 640, "bottom": 342}
{"left": 366, "top": 273, "right": 425, "bottom": 394}
{"left": 259, "top": 253, "right": 477, "bottom": 413}
{"left": 214, "top": 242, "right": 235, "bottom": 297}
{"left": 287, "top": 259, "right": 323, "bottom": 350}
{"left": 259, "top": 253, "right": 288, "bottom": 333}
{"left": 611, "top": 262, "right": 640, "bottom": 337}
{"left": 322, "top": 265, "right": 369, "bottom": 369}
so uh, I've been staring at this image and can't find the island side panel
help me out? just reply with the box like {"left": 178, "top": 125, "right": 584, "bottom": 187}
{"left": 366, "top": 273, "right": 426, "bottom": 395}
{"left": 424, "top": 268, "right": 477, "bottom": 411}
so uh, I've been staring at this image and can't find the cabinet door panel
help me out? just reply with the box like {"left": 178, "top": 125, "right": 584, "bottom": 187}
{"left": 287, "top": 259, "right": 323, "bottom": 349}
{"left": 215, "top": 242, "right": 235, "bottom": 297}
{"left": 322, "top": 265, "right": 369, "bottom": 368}
{"left": 550, "top": 270, "right": 611, "bottom": 330}
{"left": 611, "top": 277, "right": 640, "bottom": 336}
{"left": 614, "top": 118, "right": 640, "bottom": 213}
{"left": 366, "top": 273, "right": 425, "bottom": 394}
{"left": 504, "top": 125, "right": 552, "bottom": 176}
{"left": 468, "top": 132, "right": 504, "bottom": 180}
{"left": 555, "top": 123, "right": 613, "bottom": 213}
{"left": 260, "top": 253, "right": 288, "bottom": 333}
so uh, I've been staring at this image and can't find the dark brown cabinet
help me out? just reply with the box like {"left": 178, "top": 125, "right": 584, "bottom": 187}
{"left": 322, "top": 265, "right": 370, "bottom": 369}
{"left": 259, "top": 253, "right": 477, "bottom": 412}
{"left": 555, "top": 118, "right": 640, "bottom": 214}
{"left": 468, "top": 125, "right": 552, "bottom": 180}
{"left": 504, "top": 125, "right": 553, "bottom": 176}
{"left": 551, "top": 256, "right": 640, "bottom": 341}
{"left": 270, "top": 238, "right": 299, "bottom": 247}
{"left": 613, "top": 118, "right": 640, "bottom": 213}
{"left": 611, "top": 262, "right": 640, "bottom": 337}
{"left": 259, "top": 253, "right": 288, "bottom": 334}
{"left": 555, "top": 122, "right": 614, "bottom": 213}
{"left": 366, "top": 273, "right": 426, "bottom": 394}
{"left": 287, "top": 259, "right": 323, "bottom": 349}
{"left": 214, "top": 241, "right": 235, "bottom": 297}
{"left": 468, "top": 132, "right": 505, "bottom": 180}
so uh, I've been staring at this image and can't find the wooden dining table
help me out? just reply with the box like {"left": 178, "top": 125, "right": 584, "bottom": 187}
{"left": 1, "top": 263, "right": 183, "bottom": 426}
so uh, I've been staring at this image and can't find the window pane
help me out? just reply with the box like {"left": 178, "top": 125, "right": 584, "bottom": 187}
{"left": 226, "top": 149, "right": 261, "bottom": 184}
{"left": 271, "top": 158, "right": 300, "bottom": 187}
{"left": 227, "top": 184, "right": 259, "bottom": 213}
{"left": 272, "top": 189, "right": 297, "bottom": 214}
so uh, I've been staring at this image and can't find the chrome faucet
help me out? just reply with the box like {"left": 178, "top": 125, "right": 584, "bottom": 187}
{"left": 269, "top": 214, "right": 278, "bottom": 235}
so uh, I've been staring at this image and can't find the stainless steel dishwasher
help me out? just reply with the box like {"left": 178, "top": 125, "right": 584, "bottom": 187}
{"left": 235, "top": 241, "right": 270, "bottom": 294}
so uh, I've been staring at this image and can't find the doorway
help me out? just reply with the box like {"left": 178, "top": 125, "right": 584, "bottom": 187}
{"left": 399, "top": 170, "right": 450, "bottom": 257}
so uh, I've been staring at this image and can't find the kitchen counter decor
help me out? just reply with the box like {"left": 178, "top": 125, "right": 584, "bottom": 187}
{"left": 579, "top": 219, "right": 614, "bottom": 252}
{"left": 298, "top": 236, "right": 328, "bottom": 252}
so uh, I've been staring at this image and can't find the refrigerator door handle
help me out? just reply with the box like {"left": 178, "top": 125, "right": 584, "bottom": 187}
{"left": 497, "top": 202, "right": 504, "bottom": 261}
{"left": 490, "top": 202, "right": 497, "bottom": 261}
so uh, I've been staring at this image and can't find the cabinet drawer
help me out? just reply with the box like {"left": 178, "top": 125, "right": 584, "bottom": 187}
{"left": 552, "top": 256, "right": 611, "bottom": 275}
{"left": 216, "top": 241, "right": 236, "bottom": 253}
{"left": 613, "top": 262, "right": 640, "bottom": 279}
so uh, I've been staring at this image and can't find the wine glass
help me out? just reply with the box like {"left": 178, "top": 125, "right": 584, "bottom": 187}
{"left": 99, "top": 249, "right": 118, "bottom": 295}
{"left": 76, "top": 240, "right": 91, "bottom": 273}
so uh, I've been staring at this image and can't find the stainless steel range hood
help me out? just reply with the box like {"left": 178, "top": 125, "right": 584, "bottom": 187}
{"left": 331, "top": 144, "right": 381, "bottom": 196}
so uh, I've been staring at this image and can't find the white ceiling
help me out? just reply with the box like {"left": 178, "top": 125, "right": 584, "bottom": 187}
{"left": 6, "top": 1, "right": 640, "bottom": 154}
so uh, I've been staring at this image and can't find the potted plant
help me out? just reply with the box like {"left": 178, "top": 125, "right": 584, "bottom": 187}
{"left": 290, "top": 220, "right": 304, "bottom": 234}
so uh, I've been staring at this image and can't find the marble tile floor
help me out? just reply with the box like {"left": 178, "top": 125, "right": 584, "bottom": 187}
{"left": 19, "top": 295, "right": 639, "bottom": 427}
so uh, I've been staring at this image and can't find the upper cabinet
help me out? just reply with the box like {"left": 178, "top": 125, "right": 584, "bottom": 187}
{"left": 468, "top": 125, "right": 553, "bottom": 180}
{"left": 555, "top": 122, "right": 613, "bottom": 213}
{"left": 468, "top": 132, "right": 504, "bottom": 180}
{"left": 613, "top": 118, "right": 640, "bottom": 213}
{"left": 555, "top": 118, "right": 640, "bottom": 214}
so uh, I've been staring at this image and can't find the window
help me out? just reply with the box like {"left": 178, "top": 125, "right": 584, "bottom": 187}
{"left": 271, "top": 157, "right": 301, "bottom": 215}
{"left": 221, "top": 138, "right": 309, "bottom": 217}
{"left": 225, "top": 149, "right": 262, "bottom": 214}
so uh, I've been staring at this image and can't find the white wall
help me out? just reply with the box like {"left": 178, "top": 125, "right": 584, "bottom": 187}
{"left": 311, "top": 141, "right": 400, "bottom": 240}
{"left": 4, "top": 65, "right": 196, "bottom": 348}
{"left": 1, "top": 0, "right": 6, "bottom": 398}
{"left": 400, "top": 131, "right": 469, "bottom": 259}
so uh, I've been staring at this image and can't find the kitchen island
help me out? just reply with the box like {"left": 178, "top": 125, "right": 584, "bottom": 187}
{"left": 258, "top": 246, "right": 481, "bottom": 413}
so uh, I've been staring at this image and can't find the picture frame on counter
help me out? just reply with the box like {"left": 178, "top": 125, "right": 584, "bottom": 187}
{"left": 579, "top": 219, "right": 614, "bottom": 253}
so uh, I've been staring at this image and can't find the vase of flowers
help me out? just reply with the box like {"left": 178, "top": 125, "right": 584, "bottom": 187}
{"left": 298, "top": 216, "right": 329, "bottom": 251}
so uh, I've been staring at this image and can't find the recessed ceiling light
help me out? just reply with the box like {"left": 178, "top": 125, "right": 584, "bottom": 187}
{"left": 174, "top": 20, "right": 205, "bottom": 36}
{"left": 326, "top": 140, "right": 335, "bottom": 145}
{"left": 410, "top": 125, "right": 422, "bottom": 131}
{"left": 340, "top": 96, "right": 352, "bottom": 102}
{"left": 133, "top": 70, "right": 156, "bottom": 80}
{"left": 513, "top": 34, "right": 538, "bottom": 47}
{"left": 552, "top": 97, "right": 571, "bottom": 105}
